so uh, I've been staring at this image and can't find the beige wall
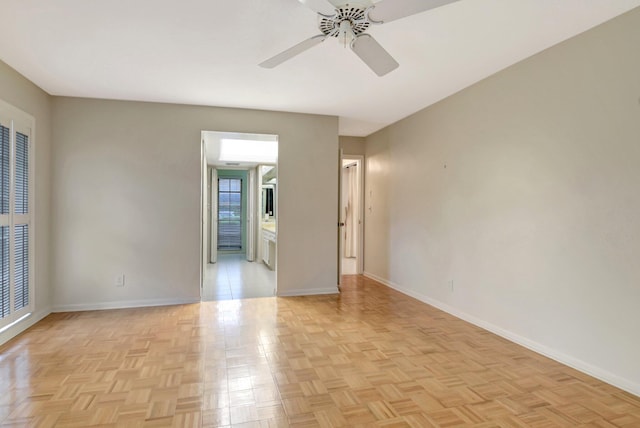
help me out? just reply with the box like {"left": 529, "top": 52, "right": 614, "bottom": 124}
{"left": 339, "top": 136, "right": 366, "bottom": 156}
{"left": 52, "top": 98, "right": 338, "bottom": 309}
{"left": 0, "top": 61, "right": 52, "bottom": 344}
{"left": 364, "top": 8, "right": 640, "bottom": 394}
{"left": 362, "top": 129, "right": 390, "bottom": 280}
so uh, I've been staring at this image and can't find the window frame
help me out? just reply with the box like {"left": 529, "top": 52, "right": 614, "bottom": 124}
{"left": 217, "top": 177, "right": 243, "bottom": 250}
{"left": 0, "top": 99, "right": 35, "bottom": 330}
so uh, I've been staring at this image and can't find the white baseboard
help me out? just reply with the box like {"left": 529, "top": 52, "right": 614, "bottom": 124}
{"left": 277, "top": 287, "right": 339, "bottom": 297}
{"left": 53, "top": 297, "right": 200, "bottom": 312}
{"left": 0, "top": 307, "right": 52, "bottom": 346}
{"left": 363, "top": 271, "right": 392, "bottom": 287}
{"left": 363, "top": 272, "right": 640, "bottom": 397}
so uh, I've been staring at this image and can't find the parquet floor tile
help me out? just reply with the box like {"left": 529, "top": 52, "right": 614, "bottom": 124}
{"left": 1, "top": 275, "right": 639, "bottom": 427}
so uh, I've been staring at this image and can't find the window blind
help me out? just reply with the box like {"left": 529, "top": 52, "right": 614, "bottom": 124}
{"left": 15, "top": 132, "right": 29, "bottom": 215}
{"left": 0, "top": 226, "right": 8, "bottom": 318}
{"left": 14, "top": 224, "right": 28, "bottom": 311}
{"left": 217, "top": 178, "right": 242, "bottom": 250}
{"left": 0, "top": 125, "right": 9, "bottom": 215}
{"left": 0, "top": 123, "right": 9, "bottom": 319}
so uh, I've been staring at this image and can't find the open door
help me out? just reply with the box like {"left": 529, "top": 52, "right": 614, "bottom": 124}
{"left": 210, "top": 167, "right": 218, "bottom": 264}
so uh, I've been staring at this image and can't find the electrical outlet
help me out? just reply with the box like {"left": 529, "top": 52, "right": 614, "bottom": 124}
{"left": 448, "top": 280, "right": 454, "bottom": 292}
{"left": 116, "top": 274, "right": 125, "bottom": 287}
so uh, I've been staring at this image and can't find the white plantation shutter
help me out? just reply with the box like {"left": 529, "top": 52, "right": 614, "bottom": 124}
{"left": 0, "top": 100, "right": 34, "bottom": 330}
{"left": 0, "top": 124, "right": 9, "bottom": 319}
{"left": 15, "top": 132, "right": 28, "bottom": 214}
{"left": 14, "top": 131, "right": 29, "bottom": 311}
{"left": 14, "top": 224, "right": 29, "bottom": 311}
{"left": 1, "top": 125, "right": 9, "bottom": 214}
{"left": 0, "top": 124, "right": 10, "bottom": 321}
{"left": 0, "top": 226, "right": 8, "bottom": 318}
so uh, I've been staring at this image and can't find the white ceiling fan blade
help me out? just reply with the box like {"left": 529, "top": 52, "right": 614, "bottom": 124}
{"left": 297, "top": 0, "right": 336, "bottom": 16}
{"left": 368, "top": 0, "right": 461, "bottom": 24}
{"left": 351, "top": 34, "right": 399, "bottom": 77}
{"left": 259, "top": 35, "right": 327, "bottom": 69}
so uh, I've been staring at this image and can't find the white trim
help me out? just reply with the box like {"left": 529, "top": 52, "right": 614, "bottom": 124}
{"left": 0, "top": 99, "right": 35, "bottom": 329}
{"left": 52, "top": 298, "right": 200, "bottom": 313}
{"left": 363, "top": 271, "right": 393, "bottom": 287}
{"left": 0, "top": 307, "right": 51, "bottom": 347}
{"left": 363, "top": 272, "right": 640, "bottom": 398}
{"left": 200, "top": 141, "right": 207, "bottom": 294}
{"left": 277, "top": 287, "right": 339, "bottom": 297}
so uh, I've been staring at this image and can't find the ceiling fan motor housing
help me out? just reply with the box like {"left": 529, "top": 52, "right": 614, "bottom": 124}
{"left": 318, "top": 4, "right": 372, "bottom": 39}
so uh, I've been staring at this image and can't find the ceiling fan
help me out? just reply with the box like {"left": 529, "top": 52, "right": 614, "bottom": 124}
{"left": 260, "top": 0, "right": 461, "bottom": 76}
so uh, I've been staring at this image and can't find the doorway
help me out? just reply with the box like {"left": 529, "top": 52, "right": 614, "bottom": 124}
{"left": 217, "top": 175, "right": 244, "bottom": 252}
{"left": 201, "top": 131, "right": 278, "bottom": 300}
{"left": 340, "top": 155, "right": 364, "bottom": 276}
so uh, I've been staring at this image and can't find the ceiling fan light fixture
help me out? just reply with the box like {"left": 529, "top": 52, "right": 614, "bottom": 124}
{"left": 338, "top": 20, "right": 356, "bottom": 47}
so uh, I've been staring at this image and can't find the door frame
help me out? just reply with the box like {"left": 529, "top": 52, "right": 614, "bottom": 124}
{"left": 339, "top": 154, "right": 365, "bottom": 276}
{"left": 200, "top": 131, "right": 279, "bottom": 297}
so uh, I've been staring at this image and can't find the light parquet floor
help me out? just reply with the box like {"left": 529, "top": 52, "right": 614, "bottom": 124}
{"left": 202, "top": 254, "right": 275, "bottom": 301}
{"left": 1, "top": 275, "right": 639, "bottom": 427}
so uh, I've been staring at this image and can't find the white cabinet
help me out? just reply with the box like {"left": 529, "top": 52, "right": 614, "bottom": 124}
{"left": 262, "top": 229, "right": 276, "bottom": 270}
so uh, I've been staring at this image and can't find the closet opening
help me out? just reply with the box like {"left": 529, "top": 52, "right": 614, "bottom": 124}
{"left": 339, "top": 155, "right": 364, "bottom": 279}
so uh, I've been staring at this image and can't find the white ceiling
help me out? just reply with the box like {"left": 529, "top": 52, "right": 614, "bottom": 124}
{"left": 1, "top": 0, "right": 639, "bottom": 136}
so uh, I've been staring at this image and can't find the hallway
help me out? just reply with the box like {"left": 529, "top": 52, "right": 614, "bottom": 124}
{"left": 202, "top": 253, "right": 275, "bottom": 300}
